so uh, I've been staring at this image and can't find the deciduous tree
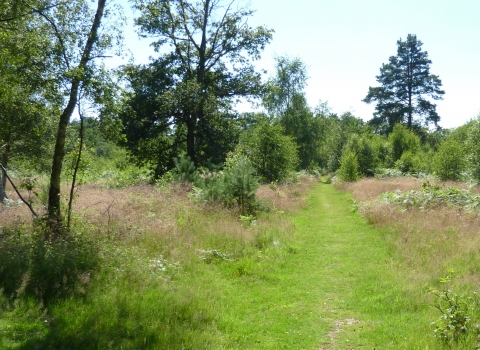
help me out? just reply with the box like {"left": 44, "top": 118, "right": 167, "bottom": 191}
{"left": 1, "top": 0, "right": 124, "bottom": 233}
{"left": 131, "top": 0, "right": 273, "bottom": 165}
{"left": 263, "top": 56, "right": 321, "bottom": 169}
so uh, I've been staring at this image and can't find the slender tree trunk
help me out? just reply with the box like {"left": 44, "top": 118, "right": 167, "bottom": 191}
{"left": 186, "top": 0, "right": 209, "bottom": 165}
{"left": 66, "top": 107, "right": 84, "bottom": 230}
{"left": 407, "top": 61, "right": 413, "bottom": 129}
{"left": 408, "top": 92, "right": 412, "bottom": 128}
{"left": 0, "top": 146, "right": 10, "bottom": 202}
{"left": 0, "top": 170, "right": 6, "bottom": 202}
{"left": 47, "top": 0, "right": 106, "bottom": 234}
{"left": 186, "top": 116, "right": 196, "bottom": 163}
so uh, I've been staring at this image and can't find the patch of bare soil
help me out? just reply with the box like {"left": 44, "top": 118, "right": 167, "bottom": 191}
{"left": 319, "top": 318, "right": 360, "bottom": 350}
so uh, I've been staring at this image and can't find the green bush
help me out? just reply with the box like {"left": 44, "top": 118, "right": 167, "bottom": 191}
{"left": 237, "top": 120, "right": 298, "bottom": 182}
{"left": 465, "top": 116, "right": 480, "bottom": 182}
{"left": 389, "top": 123, "right": 420, "bottom": 162}
{"left": 381, "top": 181, "right": 480, "bottom": 211}
{"left": 223, "top": 154, "right": 259, "bottom": 215}
{"left": 394, "top": 150, "right": 421, "bottom": 174}
{"left": 370, "top": 135, "right": 393, "bottom": 168}
{"left": 172, "top": 156, "right": 199, "bottom": 183}
{"left": 336, "top": 149, "right": 360, "bottom": 182}
{"left": 343, "top": 134, "right": 376, "bottom": 176}
{"left": 432, "top": 139, "right": 465, "bottom": 181}
{"left": 430, "top": 278, "right": 480, "bottom": 347}
{"left": 195, "top": 154, "right": 259, "bottom": 215}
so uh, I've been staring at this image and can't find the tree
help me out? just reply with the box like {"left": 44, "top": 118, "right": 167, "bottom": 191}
{"left": 263, "top": 56, "right": 322, "bottom": 169}
{"left": 363, "top": 34, "right": 444, "bottom": 134}
{"left": 45, "top": 0, "right": 110, "bottom": 233}
{"left": 465, "top": 116, "right": 480, "bottom": 182}
{"left": 316, "top": 111, "right": 366, "bottom": 173}
{"left": 432, "top": 138, "right": 465, "bottom": 181}
{"left": 337, "top": 149, "right": 360, "bottom": 182}
{"left": 388, "top": 123, "right": 420, "bottom": 162}
{"left": 342, "top": 134, "right": 376, "bottom": 176}
{"left": 263, "top": 56, "right": 308, "bottom": 117}
{"left": 131, "top": 0, "right": 273, "bottom": 165}
{"left": 236, "top": 118, "right": 298, "bottom": 182}
{"left": 2, "top": 0, "right": 123, "bottom": 233}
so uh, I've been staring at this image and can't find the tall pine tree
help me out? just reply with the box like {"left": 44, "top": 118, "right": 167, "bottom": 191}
{"left": 363, "top": 34, "right": 444, "bottom": 134}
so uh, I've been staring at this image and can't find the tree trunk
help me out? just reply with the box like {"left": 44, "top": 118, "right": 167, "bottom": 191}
{"left": 408, "top": 93, "right": 412, "bottom": 128}
{"left": 47, "top": 0, "right": 106, "bottom": 235}
{"left": 186, "top": 116, "right": 196, "bottom": 163}
{"left": 407, "top": 61, "right": 413, "bottom": 129}
{"left": 0, "top": 146, "right": 10, "bottom": 202}
{"left": 66, "top": 109, "right": 85, "bottom": 230}
{"left": 186, "top": 0, "right": 209, "bottom": 166}
{"left": 0, "top": 170, "right": 6, "bottom": 202}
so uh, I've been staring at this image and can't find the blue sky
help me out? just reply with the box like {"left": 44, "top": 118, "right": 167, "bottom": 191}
{"left": 114, "top": 0, "right": 480, "bottom": 129}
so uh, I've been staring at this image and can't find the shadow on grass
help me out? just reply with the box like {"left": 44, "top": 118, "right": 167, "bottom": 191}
{"left": 0, "top": 225, "right": 100, "bottom": 304}
{"left": 13, "top": 288, "right": 217, "bottom": 350}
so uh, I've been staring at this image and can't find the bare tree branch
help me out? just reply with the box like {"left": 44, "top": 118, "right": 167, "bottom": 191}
{"left": 0, "top": 163, "right": 38, "bottom": 217}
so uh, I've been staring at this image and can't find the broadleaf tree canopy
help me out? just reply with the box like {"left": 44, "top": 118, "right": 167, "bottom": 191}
{"left": 363, "top": 34, "right": 444, "bottom": 134}
{"left": 128, "top": 0, "right": 273, "bottom": 167}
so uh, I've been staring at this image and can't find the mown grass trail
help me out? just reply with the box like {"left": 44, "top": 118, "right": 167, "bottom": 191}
{"left": 218, "top": 182, "right": 435, "bottom": 349}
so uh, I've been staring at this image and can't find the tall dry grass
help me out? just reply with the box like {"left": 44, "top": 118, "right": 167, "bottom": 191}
{"left": 338, "top": 177, "right": 480, "bottom": 288}
{"left": 1, "top": 175, "right": 319, "bottom": 263}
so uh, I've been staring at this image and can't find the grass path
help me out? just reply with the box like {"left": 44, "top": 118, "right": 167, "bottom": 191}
{"left": 217, "top": 182, "right": 434, "bottom": 349}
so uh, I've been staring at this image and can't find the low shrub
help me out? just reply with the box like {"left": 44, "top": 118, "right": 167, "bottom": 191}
{"left": 381, "top": 181, "right": 480, "bottom": 211}
{"left": 430, "top": 276, "right": 480, "bottom": 347}
{"left": 195, "top": 155, "right": 259, "bottom": 215}
{"left": 394, "top": 150, "right": 421, "bottom": 174}
{"left": 172, "top": 156, "right": 199, "bottom": 183}
{"left": 432, "top": 139, "right": 465, "bottom": 181}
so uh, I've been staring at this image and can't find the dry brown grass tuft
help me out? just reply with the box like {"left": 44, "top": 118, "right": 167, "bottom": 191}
{"left": 256, "top": 175, "right": 319, "bottom": 212}
{"left": 337, "top": 177, "right": 422, "bottom": 202}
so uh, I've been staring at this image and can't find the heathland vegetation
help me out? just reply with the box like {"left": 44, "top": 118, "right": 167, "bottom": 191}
{"left": 1, "top": 0, "right": 480, "bottom": 348}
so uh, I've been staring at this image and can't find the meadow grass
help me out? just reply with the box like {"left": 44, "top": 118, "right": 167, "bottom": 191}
{"left": 1, "top": 175, "right": 479, "bottom": 349}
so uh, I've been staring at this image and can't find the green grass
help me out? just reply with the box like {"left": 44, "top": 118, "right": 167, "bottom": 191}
{"left": 0, "top": 182, "right": 457, "bottom": 349}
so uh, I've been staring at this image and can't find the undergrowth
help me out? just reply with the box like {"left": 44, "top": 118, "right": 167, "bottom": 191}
{"left": 429, "top": 275, "right": 480, "bottom": 348}
{"left": 0, "top": 222, "right": 99, "bottom": 304}
{"left": 381, "top": 181, "right": 480, "bottom": 211}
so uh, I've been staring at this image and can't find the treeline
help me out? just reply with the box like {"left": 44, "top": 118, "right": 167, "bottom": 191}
{"left": 1, "top": 0, "right": 479, "bottom": 230}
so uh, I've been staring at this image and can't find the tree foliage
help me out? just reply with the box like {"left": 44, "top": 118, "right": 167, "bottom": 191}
{"left": 337, "top": 149, "right": 360, "bottom": 182}
{"left": 465, "top": 116, "right": 480, "bottom": 182}
{"left": 130, "top": 0, "right": 273, "bottom": 165}
{"left": 263, "top": 56, "right": 308, "bottom": 117}
{"left": 237, "top": 118, "right": 298, "bottom": 182}
{"left": 363, "top": 34, "right": 444, "bottom": 134}
{"left": 263, "top": 56, "right": 323, "bottom": 169}
{"left": 0, "top": 0, "right": 124, "bottom": 232}
{"left": 388, "top": 123, "right": 420, "bottom": 162}
{"left": 0, "top": 1, "right": 59, "bottom": 201}
{"left": 432, "top": 139, "right": 465, "bottom": 181}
